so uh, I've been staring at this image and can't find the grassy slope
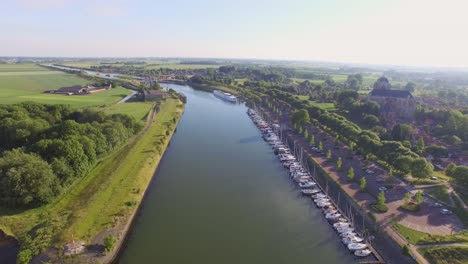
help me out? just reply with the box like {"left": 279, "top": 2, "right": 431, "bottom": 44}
{"left": 418, "top": 247, "right": 468, "bottom": 264}
{"left": 95, "top": 102, "right": 154, "bottom": 121}
{"left": 0, "top": 98, "right": 183, "bottom": 245}
{"left": 393, "top": 223, "right": 468, "bottom": 245}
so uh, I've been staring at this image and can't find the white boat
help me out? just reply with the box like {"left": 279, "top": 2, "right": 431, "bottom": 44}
{"left": 340, "top": 232, "right": 357, "bottom": 238}
{"left": 348, "top": 243, "right": 367, "bottom": 251}
{"left": 323, "top": 208, "right": 337, "bottom": 214}
{"left": 300, "top": 189, "right": 315, "bottom": 196}
{"left": 316, "top": 201, "right": 331, "bottom": 208}
{"left": 213, "top": 90, "right": 237, "bottom": 102}
{"left": 299, "top": 181, "right": 316, "bottom": 188}
{"left": 333, "top": 222, "right": 350, "bottom": 229}
{"left": 337, "top": 227, "right": 354, "bottom": 234}
{"left": 354, "top": 249, "right": 372, "bottom": 257}
{"left": 312, "top": 193, "right": 326, "bottom": 199}
{"left": 342, "top": 236, "right": 364, "bottom": 245}
{"left": 325, "top": 213, "right": 341, "bottom": 220}
{"left": 308, "top": 188, "right": 322, "bottom": 195}
{"left": 314, "top": 198, "right": 329, "bottom": 204}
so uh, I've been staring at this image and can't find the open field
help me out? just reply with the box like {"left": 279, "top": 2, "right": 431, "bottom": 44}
{"left": 0, "top": 98, "right": 183, "bottom": 247}
{"left": 418, "top": 246, "right": 468, "bottom": 264}
{"left": 393, "top": 223, "right": 468, "bottom": 245}
{"left": 98, "top": 102, "right": 154, "bottom": 121}
{"left": 0, "top": 64, "right": 46, "bottom": 72}
{"left": 0, "top": 64, "right": 131, "bottom": 106}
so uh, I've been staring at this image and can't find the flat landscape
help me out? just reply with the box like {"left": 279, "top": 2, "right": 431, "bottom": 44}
{"left": 0, "top": 64, "right": 131, "bottom": 106}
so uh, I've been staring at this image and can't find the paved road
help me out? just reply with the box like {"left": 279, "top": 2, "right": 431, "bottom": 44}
{"left": 117, "top": 90, "right": 137, "bottom": 104}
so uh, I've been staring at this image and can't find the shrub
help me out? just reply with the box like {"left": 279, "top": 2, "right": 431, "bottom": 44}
{"left": 371, "top": 203, "right": 388, "bottom": 213}
{"left": 17, "top": 249, "right": 32, "bottom": 264}
{"left": 104, "top": 234, "right": 117, "bottom": 253}
{"left": 401, "top": 244, "right": 411, "bottom": 256}
{"left": 399, "top": 203, "right": 420, "bottom": 212}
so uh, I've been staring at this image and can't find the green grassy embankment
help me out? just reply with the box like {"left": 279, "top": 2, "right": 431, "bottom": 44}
{"left": 418, "top": 246, "right": 468, "bottom": 264}
{"left": 0, "top": 98, "right": 183, "bottom": 250}
{"left": 393, "top": 223, "right": 468, "bottom": 245}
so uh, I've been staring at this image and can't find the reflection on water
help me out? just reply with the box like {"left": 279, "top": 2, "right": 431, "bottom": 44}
{"left": 119, "top": 84, "right": 355, "bottom": 264}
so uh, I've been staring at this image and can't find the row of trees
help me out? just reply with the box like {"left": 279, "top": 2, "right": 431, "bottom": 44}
{"left": 0, "top": 102, "right": 143, "bottom": 207}
{"left": 262, "top": 89, "right": 434, "bottom": 178}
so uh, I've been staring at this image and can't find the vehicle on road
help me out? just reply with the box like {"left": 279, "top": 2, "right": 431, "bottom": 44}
{"left": 440, "top": 208, "right": 452, "bottom": 215}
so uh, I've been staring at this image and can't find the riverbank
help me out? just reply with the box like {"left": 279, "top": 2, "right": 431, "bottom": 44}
{"left": 0, "top": 98, "right": 184, "bottom": 264}
{"left": 95, "top": 97, "right": 184, "bottom": 264}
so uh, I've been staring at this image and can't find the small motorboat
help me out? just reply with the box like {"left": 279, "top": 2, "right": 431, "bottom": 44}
{"left": 323, "top": 209, "right": 337, "bottom": 215}
{"left": 336, "top": 217, "right": 347, "bottom": 223}
{"left": 307, "top": 188, "right": 321, "bottom": 195}
{"left": 325, "top": 213, "right": 341, "bottom": 220}
{"left": 301, "top": 189, "right": 315, "bottom": 196}
{"left": 311, "top": 193, "right": 326, "bottom": 199}
{"left": 314, "top": 198, "right": 329, "bottom": 204}
{"left": 354, "top": 249, "right": 372, "bottom": 257}
{"left": 342, "top": 236, "right": 364, "bottom": 245}
{"left": 333, "top": 222, "right": 349, "bottom": 229}
{"left": 348, "top": 243, "right": 367, "bottom": 251}
{"left": 337, "top": 227, "right": 354, "bottom": 234}
{"left": 340, "top": 232, "right": 357, "bottom": 238}
{"left": 299, "top": 181, "right": 316, "bottom": 188}
{"left": 317, "top": 201, "right": 332, "bottom": 208}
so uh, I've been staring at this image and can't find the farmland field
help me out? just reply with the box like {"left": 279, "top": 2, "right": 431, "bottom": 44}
{"left": 0, "top": 64, "right": 131, "bottom": 106}
{"left": 99, "top": 102, "right": 154, "bottom": 121}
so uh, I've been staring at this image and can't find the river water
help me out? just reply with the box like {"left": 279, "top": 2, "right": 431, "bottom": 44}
{"left": 119, "top": 84, "right": 355, "bottom": 264}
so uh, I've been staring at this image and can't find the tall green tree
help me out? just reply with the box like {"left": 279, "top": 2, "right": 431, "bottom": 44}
{"left": 411, "top": 158, "right": 434, "bottom": 178}
{"left": 404, "top": 192, "right": 411, "bottom": 204}
{"left": 360, "top": 177, "right": 367, "bottom": 191}
{"left": 348, "top": 167, "right": 355, "bottom": 181}
{"left": 378, "top": 191, "right": 386, "bottom": 206}
{"left": 0, "top": 149, "right": 59, "bottom": 206}
{"left": 337, "top": 157, "right": 342, "bottom": 170}
{"left": 415, "top": 191, "right": 424, "bottom": 204}
{"left": 291, "top": 109, "right": 310, "bottom": 127}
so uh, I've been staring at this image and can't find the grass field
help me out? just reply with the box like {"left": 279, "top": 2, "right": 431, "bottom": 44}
{"left": 393, "top": 223, "right": 468, "bottom": 245}
{"left": 419, "top": 246, "right": 468, "bottom": 264}
{"left": 0, "top": 98, "right": 183, "bottom": 247}
{"left": 98, "top": 102, "right": 154, "bottom": 121}
{"left": 0, "top": 64, "right": 131, "bottom": 106}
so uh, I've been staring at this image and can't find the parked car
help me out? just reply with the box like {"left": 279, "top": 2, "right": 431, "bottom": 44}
{"left": 378, "top": 186, "right": 387, "bottom": 192}
{"left": 440, "top": 208, "right": 452, "bottom": 215}
{"left": 432, "top": 202, "right": 443, "bottom": 208}
{"left": 376, "top": 177, "right": 385, "bottom": 183}
{"left": 430, "top": 176, "right": 438, "bottom": 180}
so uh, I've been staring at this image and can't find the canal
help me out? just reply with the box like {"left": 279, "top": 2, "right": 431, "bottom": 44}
{"left": 119, "top": 84, "right": 355, "bottom": 264}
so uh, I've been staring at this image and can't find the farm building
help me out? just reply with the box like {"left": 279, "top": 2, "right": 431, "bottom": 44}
{"left": 144, "top": 89, "right": 167, "bottom": 101}
{"left": 45, "top": 83, "right": 112, "bottom": 95}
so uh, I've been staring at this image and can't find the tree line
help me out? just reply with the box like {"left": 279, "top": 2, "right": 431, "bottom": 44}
{"left": 256, "top": 88, "right": 434, "bottom": 178}
{"left": 0, "top": 102, "right": 143, "bottom": 207}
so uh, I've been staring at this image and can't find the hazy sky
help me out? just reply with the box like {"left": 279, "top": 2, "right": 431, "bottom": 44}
{"left": 2, "top": 0, "right": 468, "bottom": 68}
